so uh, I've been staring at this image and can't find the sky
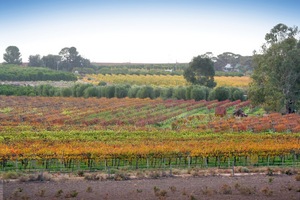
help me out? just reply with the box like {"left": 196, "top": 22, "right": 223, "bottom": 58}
{"left": 0, "top": 0, "right": 300, "bottom": 63}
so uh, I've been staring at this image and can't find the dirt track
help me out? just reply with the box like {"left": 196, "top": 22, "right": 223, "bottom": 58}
{"left": 2, "top": 174, "right": 300, "bottom": 200}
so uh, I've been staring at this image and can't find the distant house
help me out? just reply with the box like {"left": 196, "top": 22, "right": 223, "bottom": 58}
{"left": 223, "top": 64, "right": 233, "bottom": 72}
{"left": 164, "top": 69, "right": 173, "bottom": 72}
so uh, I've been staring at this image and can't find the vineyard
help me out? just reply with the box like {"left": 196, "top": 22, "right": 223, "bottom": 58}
{"left": 0, "top": 96, "right": 299, "bottom": 172}
{"left": 81, "top": 74, "right": 251, "bottom": 87}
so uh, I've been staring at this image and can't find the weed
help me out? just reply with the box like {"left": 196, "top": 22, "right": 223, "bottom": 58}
{"left": 149, "top": 171, "right": 160, "bottom": 179}
{"left": 84, "top": 173, "right": 100, "bottom": 181}
{"left": 261, "top": 186, "right": 273, "bottom": 196}
{"left": 201, "top": 186, "right": 212, "bottom": 195}
{"left": 114, "top": 172, "right": 130, "bottom": 181}
{"left": 13, "top": 187, "right": 23, "bottom": 198}
{"left": 295, "top": 174, "right": 300, "bottom": 181}
{"left": 234, "top": 183, "right": 240, "bottom": 190}
{"left": 55, "top": 189, "right": 63, "bottom": 197}
{"left": 136, "top": 189, "right": 143, "bottom": 193}
{"left": 159, "top": 190, "right": 168, "bottom": 197}
{"left": 190, "top": 195, "right": 197, "bottom": 200}
{"left": 3, "top": 171, "right": 20, "bottom": 179}
{"left": 86, "top": 186, "right": 93, "bottom": 193}
{"left": 239, "top": 167, "right": 250, "bottom": 173}
{"left": 77, "top": 170, "right": 85, "bottom": 177}
{"left": 266, "top": 168, "right": 273, "bottom": 176}
{"left": 237, "top": 186, "right": 255, "bottom": 195}
{"left": 37, "top": 189, "right": 46, "bottom": 197}
{"left": 268, "top": 177, "right": 274, "bottom": 183}
{"left": 65, "top": 190, "right": 78, "bottom": 198}
{"left": 221, "top": 184, "right": 232, "bottom": 194}
{"left": 182, "top": 188, "right": 187, "bottom": 196}
{"left": 169, "top": 186, "right": 177, "bottom": 193}
{"left": 154, "top": 186, "right": 160, "bottom": 194}
{"left": 136, "top": 171, "right": 146, "bottom": 179}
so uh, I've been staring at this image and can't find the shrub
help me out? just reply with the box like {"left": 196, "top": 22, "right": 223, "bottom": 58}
{"left": 191, "top": 86, "right": 206, "bottom": 101}
{"left": 214, "top": 87, "right": 230, "bottom": 101}
{"left": 221, "top": 184, "right": 232, "bottom": 194}
{"left": 3, "top": 171, "right": 20, "bottom": 179}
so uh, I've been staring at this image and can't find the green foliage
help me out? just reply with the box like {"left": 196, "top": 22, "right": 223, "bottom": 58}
{"left": 173, "top": 87, "right": 187, "bottom": 100}
{"left": 160, "top": 88, "right": 173, "bottom": 99}
{"left": 0, "top": 82, "right": 247, "bottom": 102}
{"left": 183, "top": 55, "right": 216, "bottom": 88}
{"left": 105, "top": 85, "right": 116, "bottom": 98}
{"left": 0, "top": 65, "right": 77, "bottom": 81}
{"left": 42, "top": 54, "right": 61, "bottom": 70}
{"left": 28, "top": 55, "right": 44, "bottom": 67}
{"left": 214, "top": 87, "right": 230, "bottom": 101}
{"left": 137, "top": 86, "right": 154, "bottom": 99}
{"left": 191, "top": 86, "right": 206, "bottom": 101}
{"left": 60, "top": 87, "right": 72, "bottom": 97}
{"left": 114, "top": 85, "right": 128, "bottom": 98}
{"left": 3, "top": 46, "right": 22, "bottom": 65}
{"left": 128, "top": 86, "right": 141, "bottom": 98}
{"left": 249, "top": 23, "right": 300, "bottom": 113}
{"left": 59, "top": 47, "right": 91, "bottom": 71}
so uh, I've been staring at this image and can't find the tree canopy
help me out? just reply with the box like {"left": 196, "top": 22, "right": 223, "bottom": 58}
{"left": 249, "top": 23, "right": 300, "bottom": 113}
{"left": 59, "top": 47, "right": 91, "bottom": 71}
{"left": 28, "top": 54, "right": 44, "bottom": 67}
{"left": 3, "top": 46, "right": 22, "bottom": 65}
{"left": 183, "top": 55, "right": 216, "bottom": 88}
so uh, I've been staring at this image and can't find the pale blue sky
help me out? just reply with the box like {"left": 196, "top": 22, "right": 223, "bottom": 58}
{"left": 0, "top": 0, "right": 299, "bottom": 63}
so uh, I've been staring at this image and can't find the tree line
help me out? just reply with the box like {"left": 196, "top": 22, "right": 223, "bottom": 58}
{"left": 2, "top": 45, "right": 252, "bottom": 74}
{"left": 0, "top": 65, "right": 77, "bottom": 81}
{"left": 2, "top": 46, "right": 91, "bottom": 72}
{"left": 0, "top": 83, "right": 246, "bottom": 102}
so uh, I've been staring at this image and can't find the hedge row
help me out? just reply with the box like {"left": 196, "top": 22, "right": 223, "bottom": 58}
{"left": 0, "top": 84, "right": 246, "bottom": 101}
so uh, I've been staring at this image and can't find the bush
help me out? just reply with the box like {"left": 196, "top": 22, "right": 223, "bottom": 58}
{"left": 160, "top": 88, "right": 173, "bottom": 99}
{"left": 214, "top": 87, "right": 230, "bottom": 101}
{"left": 114, "top": 85, "right": 129, "bottom": 98}
{"left": 173, "top": 87, "right": 186, "bottom": 100}
{"left": 2, "top": 171, "right": 20, "bottom": 179}
{"left": 136, "top": 86, "right": 154, "bottom": 99}
{"left": 191, "top": 86, "right": 206, "bottom": 101}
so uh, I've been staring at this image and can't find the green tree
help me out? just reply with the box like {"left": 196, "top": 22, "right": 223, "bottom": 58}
{"left": 59, "top": 47, "right": 91, "bottom": 71}
{"left": 42, "top": 54, "right": 61, "bottom": 70}
{"left": 183, "top": 55, "right": 216, "bottom": 88}
{"left": 3, "top": 46, "right": 22, "bottom": 65}
{"left": 249, "top": 23, "right": 300, "bottom": 113}
{"left": 28, "top": 54, "right": 44, "bottom": 67}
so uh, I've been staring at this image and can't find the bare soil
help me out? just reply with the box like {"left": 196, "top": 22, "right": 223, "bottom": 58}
{"left": 2, "top": 173, "right": 300, "bottom": 200}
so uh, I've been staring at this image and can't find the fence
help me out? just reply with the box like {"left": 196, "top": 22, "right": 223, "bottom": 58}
{"left": 1, "top": 153, "right": 299, "bottom": 173}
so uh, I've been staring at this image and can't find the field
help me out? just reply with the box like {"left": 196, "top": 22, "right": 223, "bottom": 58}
{"left": 1, "top": 94, "right": 300, "bottom": 200}
{"left": 0, "top": 96, "right": 299, "bottom": 172}
{"left": 81, "top": 74, "right": 251, "bottom": 87}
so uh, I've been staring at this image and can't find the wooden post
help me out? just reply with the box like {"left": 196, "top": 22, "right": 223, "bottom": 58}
{"left": 232, "top": 158, "right": 235, "bottom": 176}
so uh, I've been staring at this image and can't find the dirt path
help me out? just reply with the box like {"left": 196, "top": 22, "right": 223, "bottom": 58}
{"left": 2, "top": 174, "right": 300, "bottom": 200}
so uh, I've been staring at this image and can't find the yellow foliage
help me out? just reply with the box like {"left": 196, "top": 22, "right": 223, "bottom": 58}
{"left": 82, "top": 74, "right": 251, "bottom": 87}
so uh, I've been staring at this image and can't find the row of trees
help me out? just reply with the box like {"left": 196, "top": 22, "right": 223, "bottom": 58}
{"left": 0, "top": 64, "right": 77, "bottom": 81}
{"left": 2, "top": 46, "right": 91, "bottom": 72}
{"left": 0, "top": 83, "right": 246, "bottom": 101}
